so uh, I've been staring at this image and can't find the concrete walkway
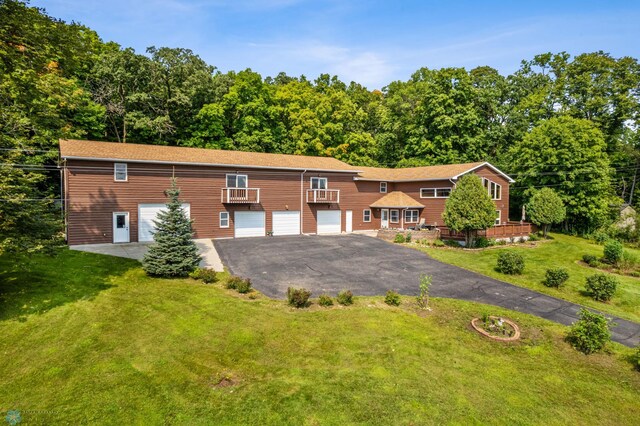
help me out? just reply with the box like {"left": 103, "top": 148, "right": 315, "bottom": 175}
{"left": 215, "top": 234, "right": 640, "bottom": 347}
{"left": 70, "top": 239, "right": 224, "bottom": 272}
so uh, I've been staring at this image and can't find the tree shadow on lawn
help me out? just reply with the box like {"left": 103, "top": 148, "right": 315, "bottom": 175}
{"left": 0, "top": 248, "right": 138, "bottom": 322}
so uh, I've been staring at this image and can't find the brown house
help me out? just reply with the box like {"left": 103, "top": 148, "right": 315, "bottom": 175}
{"left": 59, "top": 139, "right": 526, "bottom": 245}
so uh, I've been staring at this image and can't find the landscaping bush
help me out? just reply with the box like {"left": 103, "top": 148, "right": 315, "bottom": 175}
{"left": 497, "top": 239, "right": 507, "bottom": 246}
{"left": 543, "top": 267, "right": 569, "bottom": 288}
{"left": 287, "top": 287, "right": 311, "bottom": 308}
{"left": 189, "top": 267, "right": 218, "bottom": 284}
{"left": 528, "top": 233, "right": 540, "bottom": 242}
{"left": 619, "top": 250, "right": 639, "bottom": 271}
{"left": 384, "top": 290, "right": 401, "bottom": 306}
{"left": 632, "top": 346, "right": 640, "bottom": 372}
{"left": 603, "top": 240, "right": 624, "bottom": 264}
{"left": 337, "top": 290, "right": 354, "bottom": 306}
{"left": 393, "top": 233, "right": 406, "bottom": 243}
{"left": 416, "top": 274, "right": 432, "bottom": 310}
{"left": 592, "top": 230, "right": 610, "bottom": 245}
{"left": 585, "top": 273, "right": 618, "bottom": 302}
{"left": 496, "top": 251, "right": 525, "bottom": 275}
{"left": 318, "top": 294, "right": 333, "bottom": 307}
{"left": 405, "top": 233, "right": 412, "bottom": 243}
{"left": 432, "top": 239, "right": 445, "bottom": 247}
{"left": 566, "top": 308, "right": 611, "bottom": 354}
{"left": 582, "top": 254, "right": 597, "bottom": 265}
{"left": 235, "top": 278, "right": 252, "bottom": 294}
{"left": 225, "top": 275, "right": 244, "bottom": 290}
{"left": 444, "top": 239, "right": 461, "bottom": 247}
{"left": 474, "top": 236, "right": 491, "bottom": 248}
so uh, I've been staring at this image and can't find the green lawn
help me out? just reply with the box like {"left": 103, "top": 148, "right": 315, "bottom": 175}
{"left": 0, "top": 249, "right": 639, "bottom": 425}
{"left": 420, "top": 233, "right": 640, "bottom": 323}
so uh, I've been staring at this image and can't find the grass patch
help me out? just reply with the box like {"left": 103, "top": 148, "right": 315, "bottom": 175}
{"left": 422, "top": 233, "right": 640, "bottom": 323}
{"left": 0, "top": 249, "right": 639, "bottom": 424}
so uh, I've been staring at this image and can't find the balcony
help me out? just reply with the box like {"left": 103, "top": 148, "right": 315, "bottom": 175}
{"left": 221, "top": 187, "right": 260, "bottom": 203}
{"left": 307, "top": 189, "right": 340, "bottom": 203}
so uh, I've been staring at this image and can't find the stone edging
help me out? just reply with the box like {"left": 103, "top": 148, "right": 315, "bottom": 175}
{"left": 471, "top": 316, "right": 521, "bottom": 341}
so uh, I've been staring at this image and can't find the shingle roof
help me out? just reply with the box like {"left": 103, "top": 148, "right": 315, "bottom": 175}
{"left": 59, "top": 139, "right": 359, "bottom": 173}
{"left": 356, "top": 162, "right": 486, "bottom": 181}
{"left": 370, "top": 191, "right": 425, "bottom": 208}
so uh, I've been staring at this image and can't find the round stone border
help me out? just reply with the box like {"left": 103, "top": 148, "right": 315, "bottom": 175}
{"left": 471, "top": 316, "right": 521, "bottom": 341}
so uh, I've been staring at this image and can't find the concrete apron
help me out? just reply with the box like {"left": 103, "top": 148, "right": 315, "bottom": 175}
{"left": 70, "top": 239, "right": 224, "bottom": 272}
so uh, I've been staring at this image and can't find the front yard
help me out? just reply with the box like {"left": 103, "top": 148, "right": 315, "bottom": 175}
{"left": 420, "top": 233, "right": 640, "bottom": 323}
{"left": 1, "top": 249, "right": 639, "bottom": 424}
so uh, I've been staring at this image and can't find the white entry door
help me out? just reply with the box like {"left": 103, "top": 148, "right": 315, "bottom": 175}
{"left": 272, "top": 211, "right": 300, "bottom": 236}
{"left": 138, "top": 203, "right": 191, "bottom": 242}
{"left": 381, "top": 209, "right": 389, "bottom": 229}
{"left": 113, "top": 212, "right": 130, "bottom": 243}
{"left": 345, "top": 210, "right": 353, "bottom": 233}
{"left": 235, "top": 211, "right": 266, "bottom": 238}
{"left": 317, "top": 210, "right": 341, "bottom": 234}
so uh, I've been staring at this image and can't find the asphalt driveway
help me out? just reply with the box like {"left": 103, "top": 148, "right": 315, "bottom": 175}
{"left": 214, "top": 234, "right": 640, "bottom": 347}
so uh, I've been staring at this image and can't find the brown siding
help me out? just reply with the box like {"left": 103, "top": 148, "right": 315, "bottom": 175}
{"left": 64, "top": 160, "right": 511, "bottom": 245}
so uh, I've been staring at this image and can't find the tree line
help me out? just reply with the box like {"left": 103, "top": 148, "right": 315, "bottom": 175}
{"left": 1, "top": 0, "right": 640, "bottom": 251}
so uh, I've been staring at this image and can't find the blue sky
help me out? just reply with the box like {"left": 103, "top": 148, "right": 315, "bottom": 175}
{"left": 32, "top": 0, "right": 640, "bottom": 89}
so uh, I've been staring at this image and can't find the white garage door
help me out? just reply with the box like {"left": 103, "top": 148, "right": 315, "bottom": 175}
{"left": 317, "top": 210, "right": 341, "bottom": 234}
{"left": 138, "top": 203, "right": 191, "bottom": 242}
{"left": 235, "top": 211, "right": 266, "bottom": 238}
{"left": 272, "top": 211, "right": 300, "bottom": 236}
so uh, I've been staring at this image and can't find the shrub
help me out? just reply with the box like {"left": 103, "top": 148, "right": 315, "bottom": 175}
{"left": 474, "top": 236, "right": 490, "bottom": 248}
{"left": 566, "top": 309, "right": 611, "bottom": 354}
{"left": 405, "top": 233, "right": 412, "bottom": 243}
{"left": 416, "top": 274, "right": 432, "bottom": 310}
{"left": 337, "top": 290, "right": 354, "bottom": 306}
{"left": 582, "top": 254, "right": 597, "bottom": 265}
{"left": 603, "top": 240, "right": 624, "bottom": 264}
{"left": 432, "top": 239, "right": 445, "bottom": 247}
{"left": 543, "top": 267, "right": 569, "bottom": 288}
{"left": 384, "top": 290, "right": 401, "bottom": 306}
{"left": 287, "top": 287, "right": 311, "bottom": 308}
{"left": 528, "top": 233, "right": 540, "bottom": 242}
{"left": 318, "top": 294, "right": 333, "bottom": 307}
{"left": 225, "top": 275, "right": 244, "bottom": 290}
{"left": 393, "top": 233, "right": 406, "bottom": 243}
{"left": 189, "top": 267, "right": 218, "bottom": 284}
{"left": 497, "top": 239, "right": 507, "bottom": 246}
{"left": 619, "top": 250, "right": 638, "bottom": 271}
{"left": 444, "top": 239, "right": 461, "bottom": 247}
{"left": 592, "top": 230, "right": 610, "bottom": 245}
{"left": 235, "top": 278, "right": 252, "bottom": 294}
{"left": 496, "top": 251, "right": 525, "bottom": 275}
{"left": 585, "top": 273, "right": 618, "bottom": 302}
{"left": 631, "top": 346, "right": 640, "bottom": 371}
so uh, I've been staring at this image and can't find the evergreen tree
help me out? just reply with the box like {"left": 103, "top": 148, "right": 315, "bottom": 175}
{"left": 442, "top": 174, "right": 497, "bottom": 247}
{"left": 142, "top": 179, "right": 201, "bottom": 277}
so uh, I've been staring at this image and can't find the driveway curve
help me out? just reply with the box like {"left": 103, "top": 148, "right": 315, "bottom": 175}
{"left": 214, "top": 234, "right": 640, "bottom": 347}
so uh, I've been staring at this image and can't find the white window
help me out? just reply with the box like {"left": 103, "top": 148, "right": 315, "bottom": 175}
{"left": 363, "top": 209, "right": 371, "bottom": 222}
{"left": 420, "top": 188, "right": 451, "bottom": 198}
{"left": 380, "top": 182, "right": 387, "bottom": 193}
{"left": 483, "top": 178, "right": 501, "bottom": 200}
{"left": 390, "top": 209, "right": 399, "bottom": 223}
{"left": 311, "top": 177, "right": 328, "bottom": 189}
{"left": 226, "top": 174, "right": 248, "bottom": 188}
{"left": 114, "top": 163, "right": 127, "bottom": 181}
{"left": 495, "top": 210, "right": 501, "bottom": 226}
{"left": 220, "top": 211, "right": 229, "bottom": 228}
{"left": 405, "top": 210, "right": 419, "bottom": 223}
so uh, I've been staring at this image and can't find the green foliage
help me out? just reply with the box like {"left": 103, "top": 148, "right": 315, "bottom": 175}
{"left": 189, "top": 268, "right": 217, "bottom": 284}
{"left": 337, "top": 290, "right": 354, "bottom": 306}
{"left": 416, "top": 274, "right": 432, "bottom": 310}
{"left": 543, "top": 268, "right": 569, "bottom": 288}
{"left": 235, "top": 278, "right": 252, "bottom": 294}
{"left": 585, "top": 274, "right": 618, "bottom": 302}
{"left": 496, "top": 251, "right": 525, "bottom": 275}
{"left": 142, "top": 179, "right": 201, "bottom": 277}
{"left": 528, "top": 233, "right": 540, "bottom": 242}
{"left": 318, "top": 294, "right": 333, "bottom": 307}
{"left": 631, "top": 346, "right": 640, "bottom": 372}
{"left": 566, "top": 309, "right": 611, "bottom": 354}
{"left": 443, "top": 174, "right": 497, "bottom": 247}
{"left": 393, "top": 233, "right": 406, "bottom": 243}
{"left": 384, "top": 290, "right": 401, "bottom": 306}
{"left": 225, "top": 276, "right": 244, "bottom": 290}
{"left": 527, "top": 188, "right": 566, "bottom": 237}
{"left": 432, "top": 239, "right": 445, "bottom": 247}
{"left": 603, "top": 240, "right": 624, "bottom": 264}
{"left": 404, "top": 233, "right": 412, "bottom": 243}
{"left": 592, "top": 230, "right": 610, "bottom": 245}
{"left": 287, "top": 287, "right": 311, "bottom": 308}
{"left": 473, "top": 237, "right": 491, "bottom": 248}
{"left": 582, "top": 254, "right": 598, "bottom": 266}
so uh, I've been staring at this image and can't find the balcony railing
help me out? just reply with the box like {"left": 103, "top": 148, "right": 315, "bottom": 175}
{"left": 306, "top": 189, "right": 340, "bottom": 203}
{"left": 221, "top": 187, "right": 260, "bottom": 203}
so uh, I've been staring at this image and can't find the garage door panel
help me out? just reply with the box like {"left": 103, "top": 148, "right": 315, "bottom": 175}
{"left": 235, "top": 211, "right": 265, "bottom": 238}
{"left": 272, "top": 211, "right": 300, "bottom": 236}
{"left": 317, "top": 210, "right": 341, "bottom": 234}
{"left": 138, "top": 203, "right": 190, "bottom": 242}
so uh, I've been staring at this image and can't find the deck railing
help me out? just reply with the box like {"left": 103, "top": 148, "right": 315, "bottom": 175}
{"left": 439, "top": 222, "right": 533, "bottom": 240}
{"left": 306, "top": 189, "right": 340, "bottom": 203}
{"left": 221, "top": 188, "right": 260, "bottom": 203}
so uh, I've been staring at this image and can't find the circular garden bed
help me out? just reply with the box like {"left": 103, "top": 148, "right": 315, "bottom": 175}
{"left": 471, "top": 316, "right": 520, "bottom": 341}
